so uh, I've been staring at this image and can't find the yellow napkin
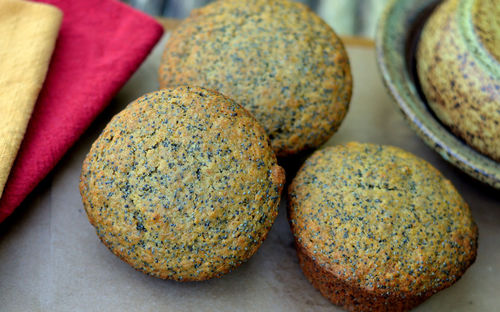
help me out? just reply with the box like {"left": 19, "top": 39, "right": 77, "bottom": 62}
{"left": 0, "top": 0, "right": 62, "bottom": 198}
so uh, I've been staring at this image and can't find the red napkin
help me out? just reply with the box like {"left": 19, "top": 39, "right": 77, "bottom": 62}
{"left": 0, "top": 0, "right": 163, "bottom": 222}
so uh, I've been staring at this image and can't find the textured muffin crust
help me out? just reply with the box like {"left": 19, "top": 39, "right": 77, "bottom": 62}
{"left": 80, "top": 86, "right": 285, "bottom": 281}
{"left": 471, "top": 0, "right": 500, "bottom": 63}
{"left": 288, "top": 142, "right": 478, "bottom": 311}
{"left": 417, "top": 0, "right": 500, "bottom": 161}
{"left": 159, "top": 0, "right": 352, "bottom": 157}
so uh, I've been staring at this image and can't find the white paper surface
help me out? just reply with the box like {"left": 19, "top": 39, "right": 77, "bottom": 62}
{"left": 1, "top": 35, "right": 499, "bottom": 312}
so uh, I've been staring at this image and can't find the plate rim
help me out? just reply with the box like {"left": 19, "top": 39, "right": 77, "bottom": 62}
{"left": 375, "top": 0, "right": 500, "bottom": 189}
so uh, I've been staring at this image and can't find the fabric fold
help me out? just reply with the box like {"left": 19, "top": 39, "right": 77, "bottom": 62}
{"left": 0, "top": 0, "right": 62, "bottom": 198}
{"left": 0, "top": 0, "right": 164, "bottom": 223}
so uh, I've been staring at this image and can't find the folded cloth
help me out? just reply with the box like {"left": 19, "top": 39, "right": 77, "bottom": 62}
{"left": 0, "top": 0, "right": 164, "bottom": 222}
{"left": 0, "top": 0, "right": 62, "bottom": 199}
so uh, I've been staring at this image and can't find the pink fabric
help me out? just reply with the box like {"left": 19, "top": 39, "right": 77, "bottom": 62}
{"left": 0, "top": 0, "right": 163, "bottom": 222}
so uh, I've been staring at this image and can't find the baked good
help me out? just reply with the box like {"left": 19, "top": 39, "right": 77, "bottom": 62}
{"left": 80, "top": 86, "right": 285, "bottom": 281}
{"left": 417, "top": 0, "right": 500, "bottom": 161}
{"left": 288, "top": 142, "right": 478, "bottom": 311}
{"left": 158, "top": 0, "right": 352, "bottom": 157}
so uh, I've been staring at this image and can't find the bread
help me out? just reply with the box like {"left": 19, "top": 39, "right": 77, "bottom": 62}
{"left": 288, "top": 142, "right": 478, "bottom": 311}
{"left": 417, "top": 0, "right": 500, "bottom": 161}
{"left": 80, "top": 86, "right": 285, "bottom": 281}
{"left": 159, "top": 0, "right": 352, "bottom": 157}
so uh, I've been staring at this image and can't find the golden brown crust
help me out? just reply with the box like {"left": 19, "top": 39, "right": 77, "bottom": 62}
{"left": 472, "top": 0, "right": 500, "bottom": 62}
{"left": 288, "top": 142, "right": 478, "bottom": 311}
{"left": 159, "top": 0, "right": 352, "bottom": 157}
{"left": 295, "top": 242, "right": 436, "bottom": 312}
{"left": 80, "top": 86, "right": 285, "bottom": 281}
{"left": 417, "top": 0, "right": 500, "bottom": 161}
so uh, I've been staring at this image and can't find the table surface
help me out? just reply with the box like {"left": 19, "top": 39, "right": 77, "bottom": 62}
{"left": 1, "top": 32, "right": 499, "bottom": 312}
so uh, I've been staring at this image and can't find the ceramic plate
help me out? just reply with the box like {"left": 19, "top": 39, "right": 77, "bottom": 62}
{"left": 376, "top": 0, "right": 500, "bottom": 189}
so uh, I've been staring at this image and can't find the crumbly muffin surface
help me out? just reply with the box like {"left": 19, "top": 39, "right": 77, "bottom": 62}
{"left": 288, "top": 142, "right": 477, "bottom": 310}
{"left": 417, "top": 0, "right": 500, "bottom": 161}
{"left": 159, "top": 0, "right": 352, "bottom": 156}
{"left": 80, "top": 86, "right": 285, "bottom": 281}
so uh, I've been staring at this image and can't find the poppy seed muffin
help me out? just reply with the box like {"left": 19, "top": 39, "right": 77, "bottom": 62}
{"left": 417, "top": 0, "right": 500, "bottom": 161}
{"left": 158, "top": 0, "right": 352, "bottom": 157}
{"left": 80, "top": 86, "right": 285, "bottom": 281}
{"left": 288, "top": 142, "right": 478, "bottom": 311}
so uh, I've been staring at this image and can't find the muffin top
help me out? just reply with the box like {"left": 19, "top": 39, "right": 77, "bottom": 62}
{"left": 472, "top": 0, "right": 500, "bottom": 62}
{"left": 288, "top": 142, "right": 477, "bottom": 296}
{"left": 159, "top": 0, "right": 352, "bottom": 156}
{"left": 417, "top": 0, "right": 500, "bottom": 161}
{"left": 80, "top": 86, "right": 285, "bottom": 281}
